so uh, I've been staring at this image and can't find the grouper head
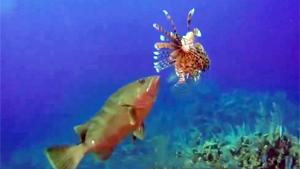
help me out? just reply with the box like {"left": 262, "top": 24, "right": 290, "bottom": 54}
{"left": 118, "top": 75, "right": 160, "bottom": 101}
{"left": 128, "top": 75, "right": 160, "bottom": 100}
{"left": 114, "top": 75, "right": 160, "bottom": 122}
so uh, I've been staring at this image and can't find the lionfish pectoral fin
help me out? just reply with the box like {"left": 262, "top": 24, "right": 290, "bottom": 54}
{"left": 187, "top": 8, "right": 195, "bottom": 31}
{"left": 153, "top": 51, "right": 160, "bottom": 60}
{"left": 154, "top": 42, "right": 175, "bottom": 50}
{"left": 153, "top": 50, "right": 169, "bottom": 60}
{"left": 153, "top": 57, "right": 174, "bottom": 73}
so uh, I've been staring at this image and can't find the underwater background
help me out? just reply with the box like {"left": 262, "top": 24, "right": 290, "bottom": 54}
{"left": 1, "top": 0, "right": 299, "bottom": 168}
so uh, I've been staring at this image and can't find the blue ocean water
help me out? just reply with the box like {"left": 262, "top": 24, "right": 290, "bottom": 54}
{"left": 1, "top": 0, "right": 299, "bottom": 168}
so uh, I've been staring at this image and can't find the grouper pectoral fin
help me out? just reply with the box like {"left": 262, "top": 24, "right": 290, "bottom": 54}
{"left": 121, "top": 104, "right": 137, "bottom": 125}
{"left": 132, "top": 135, "right": 137, "bottom": 143}
{"left": 73, "top": 124, "right": 88, "bottom": 143}
{"left": 133, "top": 123, "right": 145, "bottom": 140}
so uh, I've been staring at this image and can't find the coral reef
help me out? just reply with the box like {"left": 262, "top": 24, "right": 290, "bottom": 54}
{"left": 105, "top": 126, "right": 299, "bottom": 169}
{"left": 2, "top": 83, "right": 299, "bottom": 169}
{"left": 104, "top": 83, "right": 300, "bottom": 169}
{"left": 175, "top": 126, "right": 300, "bottom": 169}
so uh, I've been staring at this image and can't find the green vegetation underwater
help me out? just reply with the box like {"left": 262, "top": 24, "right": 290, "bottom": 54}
{"left": 1, "top": 0, "right": 299, "bottom": 169}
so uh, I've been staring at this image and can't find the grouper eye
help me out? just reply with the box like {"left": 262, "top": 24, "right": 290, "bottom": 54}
{"left": 138, "top": 79, "right": 146, "bottom": 84}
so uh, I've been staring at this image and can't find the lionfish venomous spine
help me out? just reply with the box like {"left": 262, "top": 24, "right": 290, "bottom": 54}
{"left": 153, "top": 8, "right": 210, "bottom": 84}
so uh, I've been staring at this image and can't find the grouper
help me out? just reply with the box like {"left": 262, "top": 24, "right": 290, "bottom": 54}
{"left": 45, "top": 75, "right": 160, "bottom": 169}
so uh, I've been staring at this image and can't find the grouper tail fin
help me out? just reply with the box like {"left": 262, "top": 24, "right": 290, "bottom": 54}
{"left": 45, "top": 144, "right": 87, "bottom": 169}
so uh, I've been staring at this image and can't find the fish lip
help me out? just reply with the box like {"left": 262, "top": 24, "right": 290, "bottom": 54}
{"left": 152, "top": 75, "right": 160, "bottom": 82}
{"left": 146, "top": 75, "right": 160, "bottom": 94}
{"left": 151, "top": 75, "right": 160, "bottom": 87}
{"left": 148, "top": 75, "right": 160, "bottom": 79}
{"left": 146, "top": 75, "right": 160, "bottom": 85}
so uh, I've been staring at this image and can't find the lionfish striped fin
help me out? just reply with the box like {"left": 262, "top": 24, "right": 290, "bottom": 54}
{"left": 153, "top": 58, "right": 174, "bottom": 73}
{"left": 153, "top": 23, "right": 178, "bottom": 42}
{"left": 160, "top": 35, "right": 166, "bottom": 41}
{"left": 193, "top": 28, "right": 202, "bottom": 37}
{"left": 162, "top": 10, "right": 177, "bottom": 33}
{"left": 153, "top": 51, "right": 174, "bottom": 73}
{"left": 194, "top": 43, "right": 205, "bottom": 52}
{"left": 153, "top": 50, "right": 170, "bottom": 60}
{"left": 154, "top": 42, "right": 176, "bottom": 50}
{"left": 187, "top": 8, "right": 195, "bottom": 31}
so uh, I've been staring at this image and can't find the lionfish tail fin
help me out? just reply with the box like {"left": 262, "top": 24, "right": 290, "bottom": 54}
{"left": 187, "top": 8, "right": 195, "bottom": 31}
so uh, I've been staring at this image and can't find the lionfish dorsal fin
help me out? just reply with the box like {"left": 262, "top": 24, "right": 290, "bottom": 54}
{"left": 193, "top": 28, "right": 202, "bottom": 37}
{"left": 162, "top": 9, "right": 177, "bottom": 33}
{"left": 187, "top": 8, "right": 195, "bottom": 31}
{"left": 153, "top": 23, "right": 178, "bottom": 43}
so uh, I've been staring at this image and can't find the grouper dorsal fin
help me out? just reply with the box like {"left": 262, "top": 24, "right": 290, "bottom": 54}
{"left": 133, "top": 123, "right": 145, "bottom": 140}
{"left": 74, "top": 124, "right": 88, "bottom": 143}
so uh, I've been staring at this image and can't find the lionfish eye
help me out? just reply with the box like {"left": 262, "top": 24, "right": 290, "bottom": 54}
{"left": 138, "top": 79, "right": 146, "bottom": 84}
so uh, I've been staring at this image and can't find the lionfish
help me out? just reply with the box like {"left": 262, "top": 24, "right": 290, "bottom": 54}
{"left": 153, "top": 8, "right": 210, "bottom": 84}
